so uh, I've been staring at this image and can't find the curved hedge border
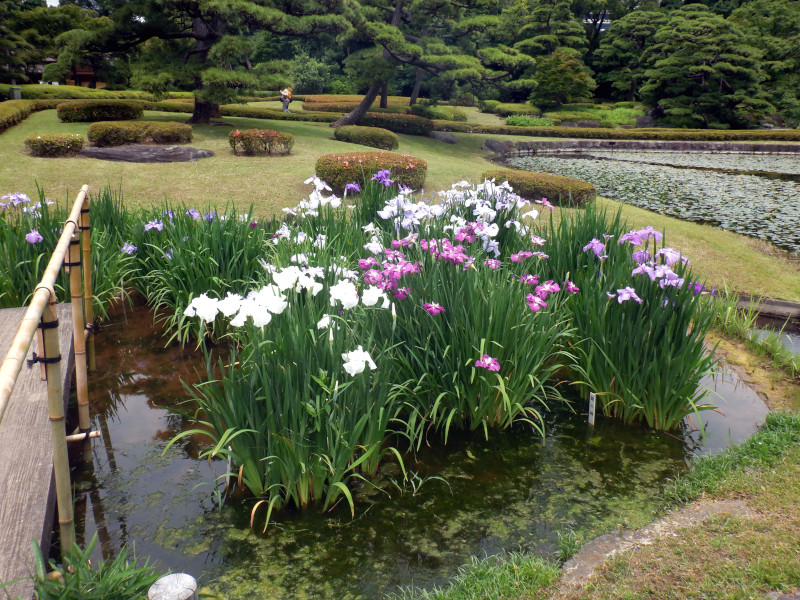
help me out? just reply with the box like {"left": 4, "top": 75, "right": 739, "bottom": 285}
{"left": 359, "top": 112, "right": 434, "bottom": 136}
{"left": 87, "top": 121, "right": 192, "bottom": 147}
{"left": 229, "top": 128, "right": 294, "bottom": 155}
{"left": 334, "top": 125, "right": 399, "bottom": 150}
{"left": 434, "top": 121, "right": 800, "bottom": 141}
{"left": 482, "top": 168, "right": 596, "bottom": 207}
{"left": 315, "top": 151, "right": 426, "bottom": 191}
{"left": 57, "top": 100, "right": 144, "bottom": 122}
{"left": 0, "top": 99, "right": 61, "bottom": 134}
{"left": 24, "top": 133, "right": 86, "bottom": 157}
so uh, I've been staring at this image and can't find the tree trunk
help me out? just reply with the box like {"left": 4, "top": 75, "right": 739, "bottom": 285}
{"left": 330, "top": 83, "right": 382, "bottom": 127}
{"left": 189, "top": 98, "right": 221, "bottom": 124}
{"left": 379, "top": 80, "right": 389, "bottom": 108}
{"left": 409, "top": 69, "right": 425, "bottom": 105}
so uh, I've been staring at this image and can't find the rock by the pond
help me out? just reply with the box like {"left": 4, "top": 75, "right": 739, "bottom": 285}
{"left": 482, "top": 139, "right": 514, "bottom": 153}
{"left": 429, "top": 131, "right": 458, "bottom": 144}
{"left": 80, "top": 145, "right": 214, "bottom": 163}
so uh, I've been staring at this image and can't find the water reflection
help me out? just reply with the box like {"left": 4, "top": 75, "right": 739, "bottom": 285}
{"left": 73, "top": 305, "right": 769, "bottom": 599}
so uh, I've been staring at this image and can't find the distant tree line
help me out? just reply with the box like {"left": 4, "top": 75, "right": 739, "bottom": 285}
{"left": 1, "top": 0, "right": 798, "bottom": 127}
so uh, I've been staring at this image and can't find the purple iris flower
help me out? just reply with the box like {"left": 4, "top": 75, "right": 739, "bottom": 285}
{"left": 563, "top": 280, "right": 580, "bottom": 293}
{"left": 423, "top": 302, "right": 445, "bottom": 315}
{"left": 526, "top": 293, "right": 547, "bottom": 312}
{"left": 145, "top": 219, "right": 163, "bottom": 232}
{"left": 632, "top": 250, "right": 651, "bottom": 264}
{"left": 690, "top": 281, "right": 706, "bottom": 296}
{"left": 186, "top": 208, "right": 201, "bottom": 220}
{"left": 25, "top": 228, "right": 43, "bottom": 244}
{"left": 484, "top": 259, "right": 501, "bottom": 270}
{"left": 393, "top": 287, "right": 410, "bottom": 300}
{"left": 475, "top": 355, "right": 500, "bottom": 371}
{"left": 583, "top": 238, "right": 605, "bottom": 257}
{"left": 371, "top": 169, "right": 394, "bottom": 187}
{"left": 345, "top": 182, "right": 361, "bottom": 193}
{"left": 121, "top": 242, "right": 137, "bottom": 255}
{"left": 616, "top": 287, "right": 643, "bottom": 304}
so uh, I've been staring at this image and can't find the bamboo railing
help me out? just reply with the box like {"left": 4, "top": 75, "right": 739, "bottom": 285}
{"left": 0, "top": 184, "right": 98, "bottom": 556}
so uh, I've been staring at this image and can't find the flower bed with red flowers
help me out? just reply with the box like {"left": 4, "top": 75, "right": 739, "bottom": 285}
{"left": 228, "top": 128, "right": 294, "bottom": 156}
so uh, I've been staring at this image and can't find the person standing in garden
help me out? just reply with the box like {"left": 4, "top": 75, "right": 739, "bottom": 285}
{"left": 280, "top": 87, "right": 293, "bottom": 112}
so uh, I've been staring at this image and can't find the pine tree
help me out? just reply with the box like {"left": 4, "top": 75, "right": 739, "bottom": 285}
{"left": 640, "top": 4, "right": 772, "bottom": 128}
{"left": 593, "top": 10, "right": 667, "bottom": 101}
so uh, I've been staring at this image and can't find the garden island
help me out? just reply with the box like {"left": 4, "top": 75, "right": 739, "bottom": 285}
{"left": 1, "top": 0, "right": 799, "bottom": 599}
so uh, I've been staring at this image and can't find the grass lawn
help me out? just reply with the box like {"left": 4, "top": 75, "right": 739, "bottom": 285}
{"left": 2, "top": 109, "right": 800, "bottom": 301}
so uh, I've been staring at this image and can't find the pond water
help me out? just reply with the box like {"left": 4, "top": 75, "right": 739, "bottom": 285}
{"left": 505, "top": 153, "right": 800, "bottom": 254}
{"left": 73, "top": 305, "right": 768, "bottom": 600}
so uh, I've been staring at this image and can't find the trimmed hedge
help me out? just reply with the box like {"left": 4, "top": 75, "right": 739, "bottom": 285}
{"left": 0, "top": 83, "right": 153, "bottom": 100}
{"left": 229, "top": 128, "right": 294, "bottom": 155}
{"left": 482, "top": 168, "right": 596, "bottom": 207}
{"left": 300, "top": 101, "right": 409, "bottom": 114}
{"left": 432, "top": 121, "right": 800, "bottom": 141}
{"left": 495, "top": 103, "right": 542, "bottom": 117}
{"left": 219, "top": 104, "right": 338, "bottom": 122}
{"left": 359, "top": 112, "right": 434, "bottom": 136}
{"left": 408, "top": 103, "right": 467, "bottom": 122}
{"left": 334, "top": 125, "right": 399, "bottom": 150}
{"left": 0, "top": 99, "right": 61, "bottom": 134}
{"left": 24, "top": 133, "right": 86, "bottom": 157}
{"left": 87, "top": 121, "right": 192, "bottom": 147}
{"left": 315, "top": 151, "right": 426, "bottom": 191}
{"left": 57, "top": 100, "right": 144, "bottom": 122}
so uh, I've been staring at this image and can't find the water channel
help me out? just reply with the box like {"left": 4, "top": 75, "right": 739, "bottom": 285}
{"left": 72, "top": 303, "right": 769, "bottom": 600}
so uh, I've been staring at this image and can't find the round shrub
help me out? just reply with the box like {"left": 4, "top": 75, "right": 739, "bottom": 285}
{"left": 359, "top": 112, "right": 434, "bottom": 136}
{"left": 315, "top": 151, "right": 426, "bottom": 191}
{"left": 229, "top": 128, "right": 294, "bottom": 155}
{"left": 478, "top": 99, "right": 501, "bottom": 113}
{"left": 334, "top": 125, "right": 399, "bottom": 150}
{"left": 24, "top": 133, "right": 85, "bottom": 157}
{"left": 481, "top": 168, "right": 596, "bottom": 207}
{"left": 56, "top": 100, "right": 144, "bottom": 122}
{"left": 87, "top": 121, "right": 192, "bottom": 147}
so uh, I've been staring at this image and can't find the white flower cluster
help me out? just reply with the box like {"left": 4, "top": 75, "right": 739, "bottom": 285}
{"left": 184, "top": 286, "right": 289, "bottom": 327}
{"left": 282, "top": 175, "right": 343, "bottom": 219}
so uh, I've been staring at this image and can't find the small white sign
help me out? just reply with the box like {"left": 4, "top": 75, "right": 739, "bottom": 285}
{"left": 588, "top": 392, "right": 596, "bottom": 426}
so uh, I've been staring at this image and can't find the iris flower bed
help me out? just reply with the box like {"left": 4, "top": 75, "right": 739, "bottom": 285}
{"left": 1, "top": 173, "right": 716, "bottom": 527}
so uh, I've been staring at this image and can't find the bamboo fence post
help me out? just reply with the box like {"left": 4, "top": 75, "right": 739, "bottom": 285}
{"left": 40, "top": 287, "right": 76, "bottom": 552}
{"left": 80, "top": 195, "right": 96, "bottom": 372}
{"left": 68, "top": 233, "right": 91, "bottom": 435}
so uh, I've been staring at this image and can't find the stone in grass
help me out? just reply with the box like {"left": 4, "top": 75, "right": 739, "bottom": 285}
{"left": 482, "top": 139, "right": 514, "bottom": 153}
{"left": 429, "top": 131, "right": 458, "bottom": 144}
{"left": 79, "top": 145, "right": 214, "bottom": 163}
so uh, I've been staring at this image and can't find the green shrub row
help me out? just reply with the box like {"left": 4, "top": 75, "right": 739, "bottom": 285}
{"left": 86, "top": 121, "right": 192, "bottom": 147}
{"left": 433, "top": 121, "right": 800, "bottom": 141}
{"left": 300, "top": 101, "right": 409, "bottom": 114}
{"left": 334, "top": 125, "right": 399, "bottom": 150}
{"left": 228, "top": 128, "right": 294, "bottom": 155}
{"left": 543, "top": 110, "right": 605, "bottom": 123}
{"left": 482, "top": 168, "right": 596, "bottom": 207}
{"left": 0, "top": 83, "right": 154, "bottom": 101}
{"left": 24, "top": 133, "right": 86, "bottom": 157}
{"left": 0, "top": 99, "right": 61, "bottom": 133}
{"left": 359, "top": 112, "right": 434, "bottom": 136}
{"left": 505, "top": 115, "right": 555, "bottom": 127}
{"left": 57, "top": 100, "right": 144, "bottom": 122}
{"left": 315, "top": 151, "right": 426, "bottom": 191}
{"left": 218, "top": 104, "right": 338, "bottom": 122}
{"left": 408, "top": 103, "right": 467, "bottom": 122}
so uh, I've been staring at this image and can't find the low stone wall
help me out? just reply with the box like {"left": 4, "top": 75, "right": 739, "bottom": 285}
{"left": 504, "top": 139, "right": 800, "bottom": 155}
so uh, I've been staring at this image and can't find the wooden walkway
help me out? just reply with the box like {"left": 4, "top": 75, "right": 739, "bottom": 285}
{"left": 0, "top": 304, "right": 73, "bottom": 600}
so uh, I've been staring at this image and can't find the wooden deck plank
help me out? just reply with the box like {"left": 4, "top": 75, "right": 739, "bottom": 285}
{"left": 0, "top": 304, "right": 74, "bottom": 600}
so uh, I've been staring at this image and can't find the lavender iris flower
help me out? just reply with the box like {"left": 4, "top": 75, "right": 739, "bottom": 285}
{"left": 25, "top": 228, "right": 43, "bottom": 244}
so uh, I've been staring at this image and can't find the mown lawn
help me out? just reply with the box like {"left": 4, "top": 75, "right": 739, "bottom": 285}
{"left": 2, "top": 108, "right": 800, "bottom": 301}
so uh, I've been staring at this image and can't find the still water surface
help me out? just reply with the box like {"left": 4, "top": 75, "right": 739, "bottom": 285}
{"left": 74, "top": 305, "right": 768, "bottom": 599}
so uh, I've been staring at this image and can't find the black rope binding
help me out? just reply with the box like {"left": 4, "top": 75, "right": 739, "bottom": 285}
{"left": 63, "top": 260, "right": 81, "bottom": 267}
{"left": 27, "top": 352, "right": 62, "bottom": 369}
{"left": 37, "top": 319, "right": 59, "bottom": 330}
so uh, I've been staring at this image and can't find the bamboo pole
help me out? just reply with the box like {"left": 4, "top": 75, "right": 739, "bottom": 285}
{"left": 80, "top": 195, "right": 96, "bottom": 372}
{"left": 41, "top": 290, "right": 76, "bottom": 552}
{"left": 68, "top": 234, "right": 91, "bottom": 435}
{"left": 0, "top": 185, "right": 87, "bottom": 426}
{"left": 0, "top": 185, "right": 88, "bottom": 561}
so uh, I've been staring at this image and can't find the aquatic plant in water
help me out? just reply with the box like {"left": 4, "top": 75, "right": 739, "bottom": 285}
{"left": 172, "top": 174, "right": 716, "bottom": 527}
